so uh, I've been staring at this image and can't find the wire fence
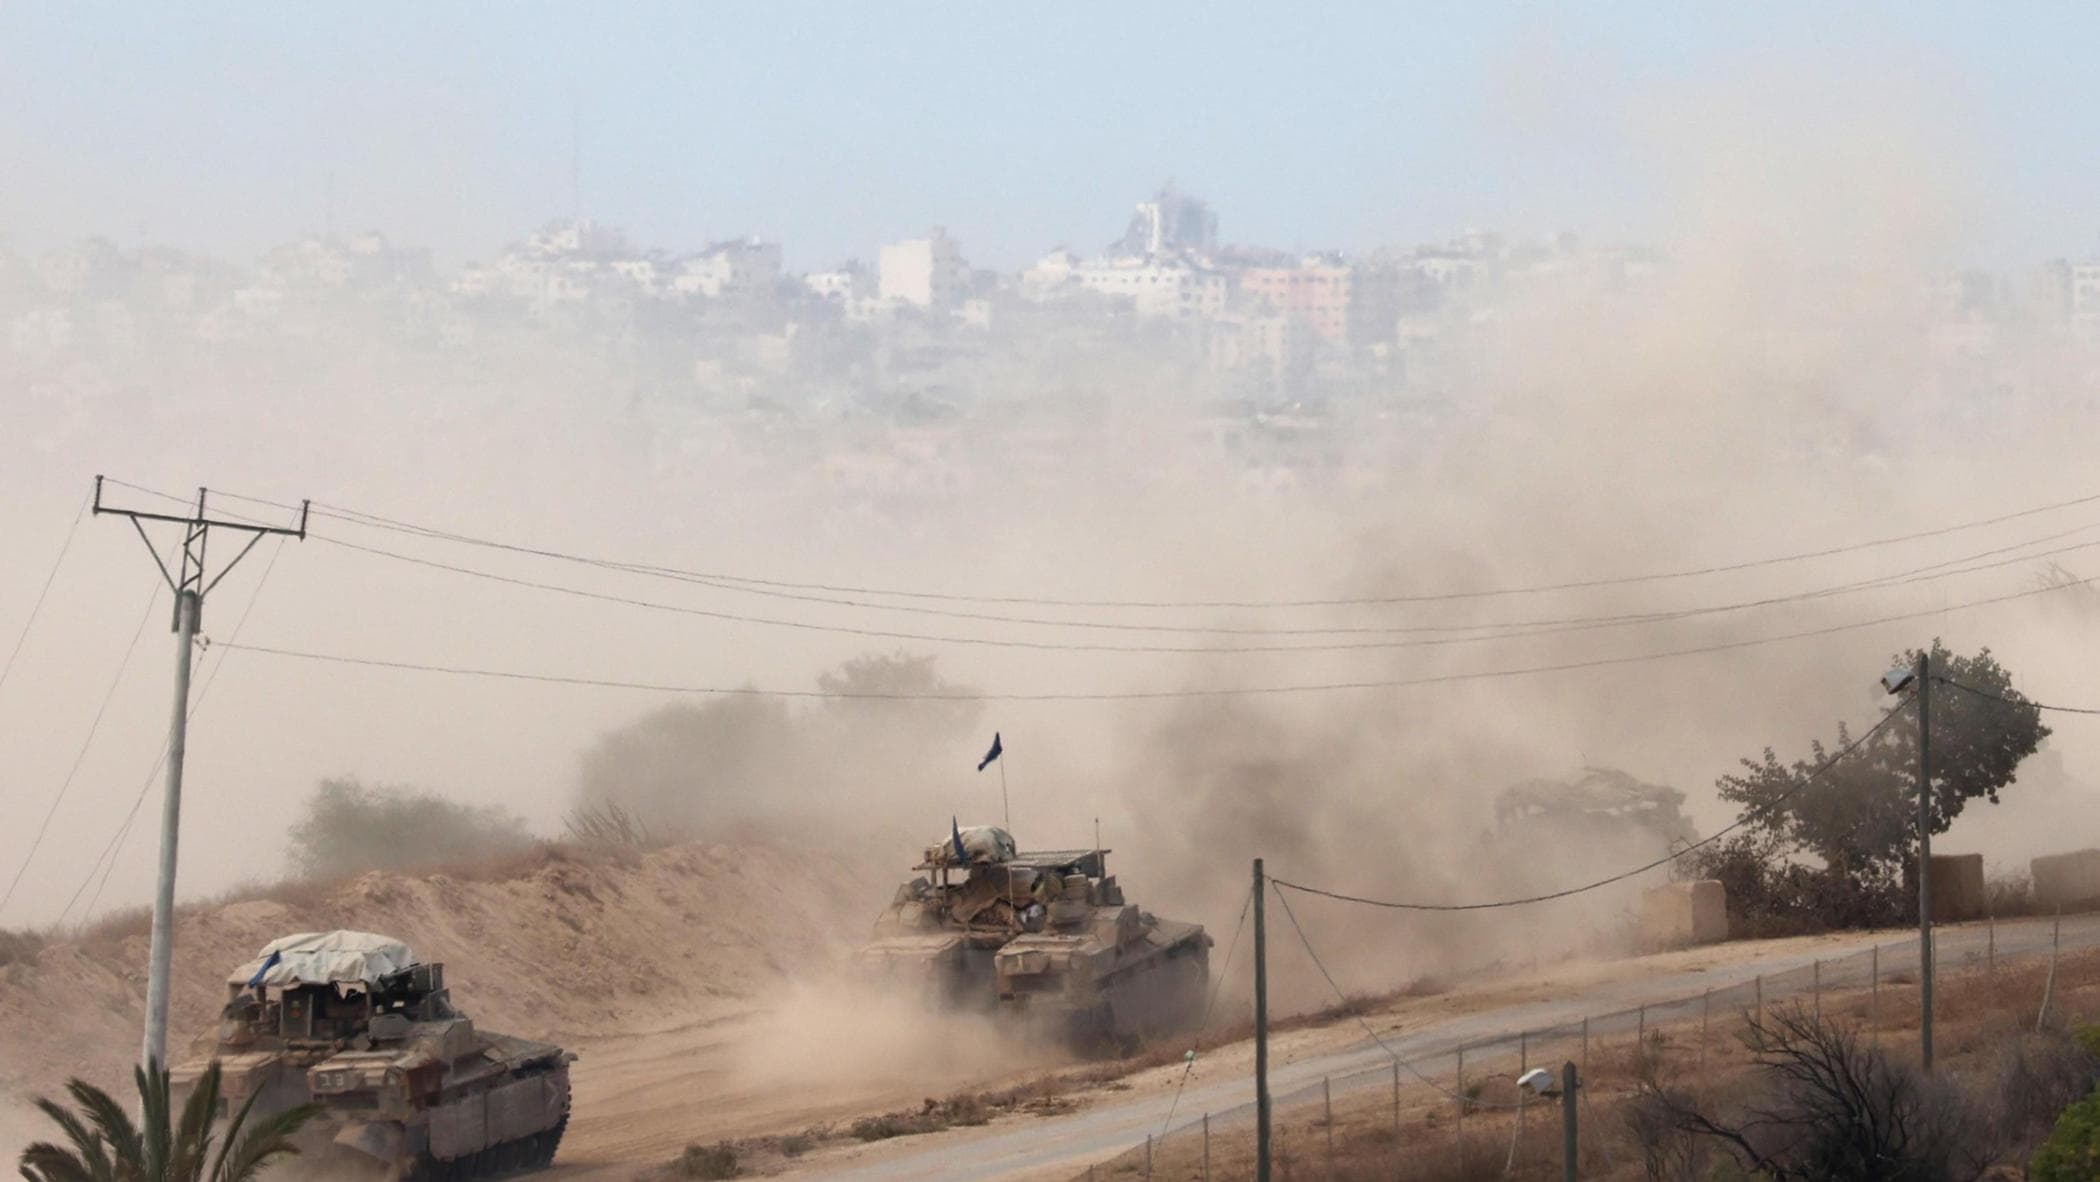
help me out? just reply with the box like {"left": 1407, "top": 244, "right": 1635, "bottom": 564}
{"left": 1070, "top": 914, "right": 2078, "bottom": 1182}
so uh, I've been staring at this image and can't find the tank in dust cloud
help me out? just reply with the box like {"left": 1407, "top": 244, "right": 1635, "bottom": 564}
{"left": 860, "top": 826, "right": 1211, "bottom": 1051}
{"left": 173, "top": 931, "right": 573, "bottom": 1181}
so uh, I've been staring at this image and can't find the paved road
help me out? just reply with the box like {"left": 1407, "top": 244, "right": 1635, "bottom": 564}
{"left": 816, "top": 913, "right": 2100, "bottom": 1182}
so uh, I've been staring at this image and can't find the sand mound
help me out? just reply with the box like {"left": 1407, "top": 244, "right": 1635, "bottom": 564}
{"left": 0, "top": 840, "right": 863, "bottom": 1102}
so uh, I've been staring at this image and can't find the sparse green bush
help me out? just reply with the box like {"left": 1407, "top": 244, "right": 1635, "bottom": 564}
{"left": 287, "top": 777, "right": 532, "bottom": 881}
{"left": 777, "top": 1132, "right": 811, "bottom": 1158}
{"left": 673, "top": 1141, "right": 738, "bottom": 1179}
{"left": 2032, "top": 1086, "right": 2100, "bottom": 1182}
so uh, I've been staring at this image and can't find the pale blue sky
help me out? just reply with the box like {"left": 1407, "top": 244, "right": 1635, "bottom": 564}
{"left": 2, "top": 3, "right": 2095, "bottom": 269}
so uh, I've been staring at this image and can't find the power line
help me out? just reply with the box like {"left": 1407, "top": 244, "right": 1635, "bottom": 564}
{"left": 1268, "top": 882, "right": 1520, "bottom": 1110}
{"left": 112, "top": 477, "right": 2100, "bottom": 656}
{"left": 66, "top": 539, "right": 287, "bottom": 930}
{"left": 1272, "top": 707, "right": 1902, "bottom": 912}
{"left": 146, "top": 477, "right": 2100, "bottom": 610}
{"left": 1933, "top": 675, "right": 2100, "bottom": 716}
{"left": 0, "top": 579, "right": 161, "bottom": 920}
{"left": 0, "top": 494, "right": 89, "bottom": 704}
{"left": 212, "top": 568, "right": 2100, "bottom": 702}
{"left": 1158, "top": 890, "right": 1253, "bottom": 1140}
{"left": 324, "top": 511, "right": 2100, "bottom": 642}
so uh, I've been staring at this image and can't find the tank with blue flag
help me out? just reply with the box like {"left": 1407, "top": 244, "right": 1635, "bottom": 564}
{"left": 857, "top": 823, "right": 1211, "bottom": 1054}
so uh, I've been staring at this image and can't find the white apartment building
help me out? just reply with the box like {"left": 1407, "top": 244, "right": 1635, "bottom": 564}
{"left": 674, "top": 238, "right": 782, "bottom": 299}
{"left": 879, "top": 229, "right": 967, "bottom": 308}
{"left": 1072, "top": 257, "right": 1227, "bottom": 321}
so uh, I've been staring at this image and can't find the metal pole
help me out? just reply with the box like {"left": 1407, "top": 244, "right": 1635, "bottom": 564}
{"left": 141, "top": 588, "right": 198, "bottom": 1068}
{"left": 1700, "top": 988, "right": 1710, "bottom": 1072}
{"left": 1917, "top": 649, "right": 1935, "bottom": 1071}
{"left": 1456, "top": 1044, "right": 1466, "bottom": 1173}
{"left": 1145, "top": 1135, "right": 1153, "bottom": 1181}
{"left": 2040, "top": 906, "right": 2063, "bottom": 1033}
{"left": 999, "top": 760, "right": 1011, "bottom": 833}
{"left": 1580, "top": 1017, "right": 1589, "bottom": 1080}
{"left": 1988, "top": 910, "right": 1996, "bottom": 973}
{"left": 1323, "top": 1076, "right": 1333, "bottom": 1181}
{"left": 1561, "top": 1062, "right": 1579, "bottom": 1182}
{"left": 1871, "top": 945, "right": 1880, "bottom": 1047}
{"left": 1637, "top": 1005, "right": 1645, "bottom": 1047}
{"left": 1755, "top": 975, "right": 1763, "bottom": 1023}
{"left": 1204, "top": 1112, "right": 1211, "bottom": 1182}
{"left": 1813, "top": 959, "right": 1822, "bottom": 1018}
{"left": 1254, "top": 859, "right": 1271, "bottom": 1182}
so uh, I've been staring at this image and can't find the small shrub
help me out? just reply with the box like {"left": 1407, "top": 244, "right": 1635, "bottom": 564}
{"left": 674, "top": 1142, "right": 738, "bottom": 1179}
{"left": 287, "top": 777, "right": 533, "bottom": 880}
{"left": 0, "top": 928, "right": 43, "bottom": 968}
{"left": 777, "top": 1132, "right": 811, "bottom": 1158}
{"left": 2032, "top": 1086, "right": 2100, "bottom": 1182}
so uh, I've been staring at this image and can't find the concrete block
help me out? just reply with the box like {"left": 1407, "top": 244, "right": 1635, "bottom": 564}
{"left": 1640, "top": 880, "right": 1729, "bottom": 947}
{"left": 1929, "top": 853, "right": 1986, "bottom": 920}
{"left": 2031, "top": 849, "right": 2100, "bottom": 910}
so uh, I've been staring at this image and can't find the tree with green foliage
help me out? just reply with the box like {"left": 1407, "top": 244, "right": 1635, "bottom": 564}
{"left": 19, "top": 1058, "right": 320, "bottom": 1182}
{"left": 2031, "top": 1085, "right": 2100, "bottom": 1181}
{"left": 287, "top": 777, "right": 532, "bottom": 881}
{"left": 1689, "top": 641, "right": 2047, "bottom": 929}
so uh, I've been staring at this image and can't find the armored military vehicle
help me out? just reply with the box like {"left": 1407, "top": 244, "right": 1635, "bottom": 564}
{"left": 174, "top": 931, "right": 573, "bottom": 1181}
{"left": 861, "top": 825, "right": 1211, "bottom": 1050}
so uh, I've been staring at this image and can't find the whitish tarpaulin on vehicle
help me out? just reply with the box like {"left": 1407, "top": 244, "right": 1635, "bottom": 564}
{"left": 227, "top": 930, "right": 418, "bottom": 989}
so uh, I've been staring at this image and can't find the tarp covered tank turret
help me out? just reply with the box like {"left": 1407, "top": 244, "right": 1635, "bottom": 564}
{"left": 173, "top": 931, "right": 573, "bottom": 1181}
{"left": 861, "top": 827, "right": 1210, "bottom": 1050}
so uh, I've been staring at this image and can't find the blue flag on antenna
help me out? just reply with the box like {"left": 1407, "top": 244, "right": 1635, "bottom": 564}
{"left": 246, "top": 950, "right": 282, "bottom": 990}
{"left": 951, "top": 816, "right": 968, "bottom": 865}
{"left": 977, "top": 732, "right": 1003, "bottom": 772}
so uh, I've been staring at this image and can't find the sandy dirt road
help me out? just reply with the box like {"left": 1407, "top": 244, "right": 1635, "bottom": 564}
{"left": 749, "top": 914, "right": 2100, "bottom": 1182}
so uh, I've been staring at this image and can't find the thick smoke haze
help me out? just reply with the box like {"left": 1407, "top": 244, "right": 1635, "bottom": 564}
{"left": 2, "top": 43, "right": 2097, "bottom": 1028}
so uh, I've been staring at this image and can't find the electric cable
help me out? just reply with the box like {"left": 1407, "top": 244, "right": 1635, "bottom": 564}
{"left": 65, "top": 539, "right": 286, "bottom": 929}
{"left": 109, "top": 478, "right": 2100, "bottom": 652}
{"left": 146, "top": 477, "right": 2100, "bottom": 610}
{"left": 1932, "top": 676, "right": 2100, "bottom": 716}
{"left": 1269, "top": 881, "right": 1521, "bottom": 1110}
{"left": 1157, "top": 889, "right": 1254, "bottom": 1141}
{"left": 0, "top": 494, "right": 89, "bottom": 704}
{"left": 0, "top": 579, "right": 161, "bottom": 920}
{"left": 212, "top": 568, "right": 2100, "bottom": 702}
{"left": 306, "top": 517, "right": 2100, "bottom": 645}
{"left": 1271, "top": 706, "right": 1902, "bottom": 912}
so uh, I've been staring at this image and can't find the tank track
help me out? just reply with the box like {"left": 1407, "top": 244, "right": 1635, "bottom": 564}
{"left": 403, "top": 1097, "right": 567, "bottom": 1181}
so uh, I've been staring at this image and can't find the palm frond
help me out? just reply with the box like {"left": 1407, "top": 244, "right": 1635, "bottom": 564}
{"left": 56, "top": 1082, "right": 134, "bottom": 1178}
{"left": 169, "top": 1063, "right": 223, "bottom": 1182}
{"left": 209, "top": 1098, "right": 321, "bottom": 1182}
{"left": 17, "top": 1139, "right": 100, "bottom": 1182}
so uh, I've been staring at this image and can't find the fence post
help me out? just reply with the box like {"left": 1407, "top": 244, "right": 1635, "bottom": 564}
{"left": 1755, "top": 974, "right": 1764, "bottom": 1023}
{"left": 1204, "top": 1113, "right": 1211, "bottom": 1182}
{"left": 2040, "top": 907, "right": 2064, "bottom": 1033}
{"left": 1323, "top": 1076, "right": 1334, "bottom": 1182}
{"left": 1988, "top": 910, "right": 1997, "bottom": 973}
{"left": 1145, "top": 1134, "right": 1153, "bottom": 1182}
{"left": 1456, "top": 1044, "right": 1466, "bottom": 1174}
{"left": 1637, "top": 1004, "right": 1646, "bottom": 1047}
{"left": 1700, "top": 987, "right": 1711, "bottom": 1072}
{"left": 1871, "top": 945, "right": 1880, "bottom": 1046}
{"left": 1813, "top": 959, "right": 1822, "bottom": 1018}
{"left": 1392, "top": 1059, "right": 1401, "bottom": 1170}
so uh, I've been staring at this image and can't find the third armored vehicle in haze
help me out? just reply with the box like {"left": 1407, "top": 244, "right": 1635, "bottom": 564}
{"left": 175, "top": 931, "right": 573, "bottom": 1181}
{"left": 861, "top": 825, "right": 1211, "bottom": 1050}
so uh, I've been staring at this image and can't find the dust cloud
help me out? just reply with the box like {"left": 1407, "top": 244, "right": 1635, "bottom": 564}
{"left": 0, "top": 35, "right": 2094, "bottom": 1054}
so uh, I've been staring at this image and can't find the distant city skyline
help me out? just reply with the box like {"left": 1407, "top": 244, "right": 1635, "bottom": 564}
{"left": 4, "top": 4, "right": 2100, "bottom": 270}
